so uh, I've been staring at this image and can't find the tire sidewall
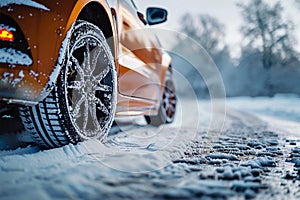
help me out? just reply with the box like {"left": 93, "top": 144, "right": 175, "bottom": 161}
{"left": 57, "top": 20, "right": 117, "bottom": 141}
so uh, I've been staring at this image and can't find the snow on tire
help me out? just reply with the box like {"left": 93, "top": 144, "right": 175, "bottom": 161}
{"left": 19, "top": 20, "right": 117, "bottom": 149}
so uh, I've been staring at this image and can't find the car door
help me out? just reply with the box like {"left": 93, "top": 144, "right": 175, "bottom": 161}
{"left": 117, "top": 0, "right": 163, "bottom": 101}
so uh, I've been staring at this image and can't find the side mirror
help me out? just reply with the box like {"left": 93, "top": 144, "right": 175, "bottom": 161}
{"left": 146, "top": 7, "right": 168, "bottom": 25}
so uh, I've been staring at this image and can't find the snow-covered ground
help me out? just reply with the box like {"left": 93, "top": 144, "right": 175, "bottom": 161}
{"left": 227, "top": 94, "right": 300, "bottom": 138}
{"left": 228, "top": 94, "right": 300, "bottom": 123}
{"left": 1, "top": 95, "right": 300, "bottom": 199}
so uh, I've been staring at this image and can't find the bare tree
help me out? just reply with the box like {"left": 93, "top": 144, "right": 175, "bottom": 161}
{"left": 180, "top": 14, "right": 226, "bottom": 55}
{"left": 178, "top": 14, "right": 236, "bottom": 96}
{"left": 237, "top": 0, "right": 299, "bottom": 70}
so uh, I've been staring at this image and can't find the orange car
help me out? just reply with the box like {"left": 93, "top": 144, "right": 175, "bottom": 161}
{"left": 0, "top": 0, "right": 176, "bottom": 149}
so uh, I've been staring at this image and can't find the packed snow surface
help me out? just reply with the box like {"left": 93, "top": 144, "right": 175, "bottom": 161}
{"left": 227, "top": 94, "right": 300, "bottom": 123}
{"left": 1, "top": 95, "right": 300, "bottom": 199}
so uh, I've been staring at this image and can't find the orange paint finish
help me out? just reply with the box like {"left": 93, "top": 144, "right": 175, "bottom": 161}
{"left": 0, "top": 0, "right": 171, "bottom": 116}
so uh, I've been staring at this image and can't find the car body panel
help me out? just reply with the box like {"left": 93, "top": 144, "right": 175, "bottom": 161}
{"left": 0, "top": 0, "right": 117, "bottom": 103}
{"left": 118, "top": 0, "right": 162, "bottom": 101}
{"left": 0, "top": 0, "right": 171, "bottom": 116}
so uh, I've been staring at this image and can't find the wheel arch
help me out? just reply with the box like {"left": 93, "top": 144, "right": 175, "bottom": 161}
{"left": 41, "top": 0, "right": 118, "bottom": 102}
{"left": 76, "top": 1, "right": 117, "bottom": 58}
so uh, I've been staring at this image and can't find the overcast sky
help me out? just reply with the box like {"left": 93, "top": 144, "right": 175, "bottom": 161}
{"left": 135, "top": 0, "right": 300, "bottom": 58}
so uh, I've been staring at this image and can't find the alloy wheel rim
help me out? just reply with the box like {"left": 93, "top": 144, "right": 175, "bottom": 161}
{"left": 163, "top": 80, "right": 176, "bottom": 121}
{"left": 65, "top": 35, "right": 115, "bottom": 138}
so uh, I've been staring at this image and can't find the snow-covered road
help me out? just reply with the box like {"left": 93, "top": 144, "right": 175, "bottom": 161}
{"left": 1, "top": 95, "right": 300, "bottom": 199}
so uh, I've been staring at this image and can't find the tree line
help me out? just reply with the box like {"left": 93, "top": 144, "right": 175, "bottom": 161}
{"left": 174, "top": 0, "right": 300, "bottom": 97}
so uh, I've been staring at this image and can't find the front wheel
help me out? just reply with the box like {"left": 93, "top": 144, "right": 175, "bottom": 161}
{"left": 145, "top": 69, "right": 177, "bottom": 126}
{"left": 19, "top": 20, "right": 117, "bottom": 149}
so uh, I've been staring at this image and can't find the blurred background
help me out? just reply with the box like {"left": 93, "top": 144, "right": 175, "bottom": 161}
{"left": 135, "top": 0, "right": 300, "bottom": 98}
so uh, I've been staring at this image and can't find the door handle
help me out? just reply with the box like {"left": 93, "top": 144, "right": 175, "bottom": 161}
{"left": 137, "top": 12, "right": 147, "bottom": 25}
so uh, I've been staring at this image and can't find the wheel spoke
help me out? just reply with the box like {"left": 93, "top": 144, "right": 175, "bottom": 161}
{"left": 70, "top": 55, "right": 85, "bottom": 78}
{"left": 67, "top": 81, "right": 83, "bottom": 89}
{"left": 95, "top": 84, "right": 112, "bottom": 92}
{"left": 72, "top": 95, "right": 86, "bottom": 118}
{"left": 82, "top": 99, "right": 89, "bottom": 131}
{"left": 167, "top": 108, "right": 173, "bottom": 117}
{"left": 170, "top": 99, "right": 177, "bottom": 105}
{"left": 73, "top": 39, "right": 85, "bottom": 52}
{"left": 94, "top": 66, "right": 110, "bottom": 81}
{"left": 83, "top": 41, "right": 91, "bottom": 74}
{"left": 95, "top": 97, "right": 109, "bottom": 115}
{"left": 169, "top": 104, "right": 175, "bottom": 113}
{"left": 89, "top": 103, "right": 101, "bottom": 132}
{"left": 91, "top": 47, "right": 102, "bottom": 73}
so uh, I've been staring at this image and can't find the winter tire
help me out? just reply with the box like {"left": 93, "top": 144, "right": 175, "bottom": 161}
{"left": 145, "top": 68, "right": 176, "bottom": 126}
{"left": 19, "top": 20, "right": 117, "bottom": 149}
